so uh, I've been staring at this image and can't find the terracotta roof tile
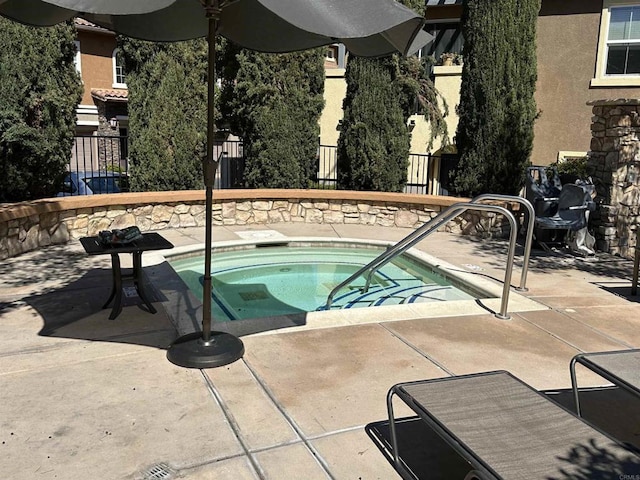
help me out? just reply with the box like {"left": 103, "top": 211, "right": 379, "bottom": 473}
{"left": 90, "top": 88, "right": 128, "bottom": 102}
{"left": 74, "top": 18, "right": 94, "bottom": 27}
{"left": 74, "top": 17, "right": 112, "bottom": 33}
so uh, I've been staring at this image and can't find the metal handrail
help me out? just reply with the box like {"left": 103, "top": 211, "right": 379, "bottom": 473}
{"left": 471, "top": 194, "right": 534, "bottom": 292}
{"left": 324, "top": 197, "right": 528, "bottom": 319}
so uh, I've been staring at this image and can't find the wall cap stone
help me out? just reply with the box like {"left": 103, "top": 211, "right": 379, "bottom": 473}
{"left": 0, "top": 189, "right": 465, "bottom": 224}
{"left": 588, "top": 98, "right": 640, "bottom": 107}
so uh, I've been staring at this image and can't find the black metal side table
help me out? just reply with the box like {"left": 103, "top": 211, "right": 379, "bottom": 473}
{"left": 80, "top": 232, "right": 174, "bottom": 319}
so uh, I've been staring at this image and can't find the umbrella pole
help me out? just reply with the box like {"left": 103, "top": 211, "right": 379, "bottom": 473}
{"left": 166, "top": 3, "right": 244, "bottom": 369}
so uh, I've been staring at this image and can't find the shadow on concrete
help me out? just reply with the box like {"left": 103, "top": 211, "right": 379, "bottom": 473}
{"left": 19, "top": 266, "right": 175, "bottom": 350}
{"left": 365, "top": 416, "right": 473, "bottom": 480}
{"left": 367, "top": 387, "right": 640, "bottom": 479}
{"left": 543, "top": 387, "right": 640, "bottom": 451}
{"left": 459, "top": 235, "right": 636, "bottom": 283}
{"left": 591, "top": 282, "right": 640, "bottom": 303}
{"left": 0, "top": 245, "right": 91, "bottom": 318}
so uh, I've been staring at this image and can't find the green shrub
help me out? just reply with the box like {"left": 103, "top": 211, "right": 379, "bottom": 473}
{"left": 337, "top": 56, "right": 410, "bottom": 192}
{"left": 0, "top": 19, "right": 82, "bottom": 201}
{"left": 219, "top": 45, "right": 325, "bottom": 188}
{"left": 119, "top": 38, "right": 207, "bottom": 192}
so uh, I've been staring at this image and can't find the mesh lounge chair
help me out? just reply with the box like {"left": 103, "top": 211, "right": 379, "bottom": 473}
{"left": 387, "top": 371, "right": 640, "bottom": 479}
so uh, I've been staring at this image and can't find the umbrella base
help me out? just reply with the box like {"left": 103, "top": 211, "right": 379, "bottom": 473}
{"left": 167, "top": 331, "right": 244, "bottom": 368}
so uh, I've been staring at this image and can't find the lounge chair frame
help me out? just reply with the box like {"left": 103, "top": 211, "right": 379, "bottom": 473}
{"left": 570, "top": 348, "right": 640, "bottom": 417}
{"left": 386, "top": 370, "right": 640, "bottom": 479}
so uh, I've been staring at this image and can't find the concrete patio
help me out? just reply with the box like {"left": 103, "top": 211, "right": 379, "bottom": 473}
{"left": 1, "top": 222, "right": 639, "bottom": 479}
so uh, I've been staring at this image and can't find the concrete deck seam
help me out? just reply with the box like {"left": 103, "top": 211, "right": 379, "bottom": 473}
{"left": 199, "top": 369, "right": 266, "bottom": 480}
{"left": 246, "top": 438, "right": 310, "bottom": 454}
{"left": 304, "top": 424, "right": 368, "bottom": 441}
{"left": 513, "top": 312, "right": 586, "bottom": 354}
{"left": 240, "top": 358, "right": 338, "bottom": 480}
{"left": 173, "top": 452, "right": 259, "bottom": 478}
{"left": 378, "top": 322, "right": 456, "bottom": 376}
{"left": 0, "top": 349, "right": 154, "bottom": 377}
{"left": 515, "top": 310, "right": 636, "bottom": 351}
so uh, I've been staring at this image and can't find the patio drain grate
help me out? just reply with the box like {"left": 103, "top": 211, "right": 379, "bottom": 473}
{"left": 142, "top": 463, "right": 174, "bottom": 479}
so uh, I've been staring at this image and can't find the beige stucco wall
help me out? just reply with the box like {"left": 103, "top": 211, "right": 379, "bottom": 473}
{"left": 318, "top": 66, "right": 462, "bottom": 156}
{"left": 407, "top": 66, "right": 463, "bottom": 195}
{"left": 77, "top": 28, "right": 119, "bottom": 106}
{"left": 319, "top": 69, "right": 347, "bottom": 146}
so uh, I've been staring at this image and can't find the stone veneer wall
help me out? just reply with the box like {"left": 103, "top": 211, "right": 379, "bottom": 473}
{"left": 0, "top": 189, "right": 514, "bottom": 261}
{"left": 588, "top": 99, "right": 640, "bottom": 258}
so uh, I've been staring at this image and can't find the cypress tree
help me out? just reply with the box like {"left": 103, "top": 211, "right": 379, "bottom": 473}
{"left": 337, "top": 56, "right": 410, "bottom": 192}
{"left": 0, "top": 19, "right": 82, "bottom": 201}
{"left": 219, "top": 46, "right": 325, "bottom": 189}
{"left": 119, "top": 38, "right": 208, "bottom": 192}
{"left": 452, "top": 0, "right": 540, "bottom": 196}
{"left": 336, "top": 0, "right": 449, "bottom": 191}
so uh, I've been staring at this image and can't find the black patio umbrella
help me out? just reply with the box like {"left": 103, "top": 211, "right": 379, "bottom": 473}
{"left": 0, "top": 0, "right": 432, "bottom": 369}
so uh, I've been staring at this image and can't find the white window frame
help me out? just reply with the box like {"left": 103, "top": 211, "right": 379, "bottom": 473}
{"left": 74, "top": 40, "right": 82, "bottom": 76}
{"left": 325, "top": 45, "right": 337, "bottom": 62}
{"left": 592, "top": 0, "right": 640, "bottom": 87}
{"left": 112, "top": 48, "right": 127, "bottom": 89}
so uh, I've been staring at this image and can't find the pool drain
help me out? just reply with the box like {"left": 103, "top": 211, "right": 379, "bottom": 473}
{"left": 142, "top": 463, "right": 174, "bottom": 479}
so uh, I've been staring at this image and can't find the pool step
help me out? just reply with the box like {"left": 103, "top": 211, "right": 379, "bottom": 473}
{"left": 329, "top": 281, "right": 473, "bottom": 309}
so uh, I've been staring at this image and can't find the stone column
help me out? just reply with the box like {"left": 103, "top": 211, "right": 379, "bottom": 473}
{"left": 588, "top": 99, "right": 640, "bottom": 258}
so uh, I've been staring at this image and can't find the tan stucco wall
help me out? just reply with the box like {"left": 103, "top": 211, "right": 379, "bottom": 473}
{"left": 533, "top": 1, "right": 602, "bottom": 165}
{"left": 534, "top": 0, "right": 640, "bottom": 166}
{"left": 406, "top": 66, "right": 462, "bottom": 156}
{"left": 77, "top": 29, "right": 118, "bottom": 106}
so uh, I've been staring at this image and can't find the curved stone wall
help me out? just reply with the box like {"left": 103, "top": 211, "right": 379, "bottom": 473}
{"left": 0, "top": 189, "right": 508, "bottom": 260}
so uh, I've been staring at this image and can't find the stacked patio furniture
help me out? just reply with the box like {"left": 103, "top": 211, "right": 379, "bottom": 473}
{"left": 524, "top": 166, "right": 596, "bottom": 255}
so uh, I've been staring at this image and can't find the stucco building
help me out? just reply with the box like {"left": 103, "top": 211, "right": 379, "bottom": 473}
{"left": 72, "top": 1, "right": 640, "bottom": 167}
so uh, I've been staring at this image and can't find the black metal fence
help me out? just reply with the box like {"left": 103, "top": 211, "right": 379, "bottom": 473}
{"left": 70, "top": 135, "right": 129, "bottom": 175}
{"left": 317, "top": 145, "right": 458, "bottom": 196}
{"left": 67, "top": 137, "right": 458, "bottom": 196}
{"left": 214, "top": 139, "right": 245, "bottom": 189}
{"left": 316, "top": 144, "right": 338, "bottom": 189}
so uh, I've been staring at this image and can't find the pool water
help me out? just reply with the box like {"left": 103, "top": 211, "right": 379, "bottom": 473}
{"left": 170, "top": 245, "right": 477, "bottom": 321}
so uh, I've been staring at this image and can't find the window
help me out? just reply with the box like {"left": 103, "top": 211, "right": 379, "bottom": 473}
{"left": 112, "top": 48, "right": 126, "bottom": 88}
{"left": 325, "top": 46, "right": 337, "bottom": 61}
{"left": 324, "top": 43, "right": 346, "bottom": 69}
{"left": 421, "top": 21, "right": 464, "bottom": 60}
{"left": 593, "top": 1, "right": 640, "bottom": 86}
{"left": 606, "top": 6, "right": 640, "bottom": 74}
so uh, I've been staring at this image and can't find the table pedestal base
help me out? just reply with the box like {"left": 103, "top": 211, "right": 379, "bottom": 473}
{"left": 103, "top": 252, "right": 157, "bottom": 320}
{"left": 167, "top": 331, "right": 245, "bottom": 369}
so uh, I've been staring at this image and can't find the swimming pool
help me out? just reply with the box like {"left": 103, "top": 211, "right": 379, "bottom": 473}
{"left": 169, "top": 241, "right": 487, "bottom": 322}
